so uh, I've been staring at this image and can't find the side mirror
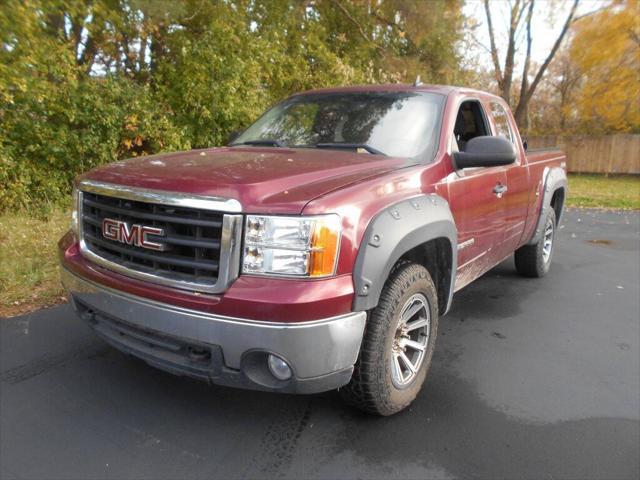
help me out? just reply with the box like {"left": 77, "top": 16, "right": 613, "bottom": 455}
{"left": 227, "top": 130, "right": 242, "bottom": 145}
{"left": 453, "top": 136, "right": 516, "bottom": 169}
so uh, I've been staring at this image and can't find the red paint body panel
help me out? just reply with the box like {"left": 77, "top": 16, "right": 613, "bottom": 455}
{"left": 60, "top": 84, "right": 567, "bottom": 322}
{"left": 80, "top": 146, "right": 410, "bottom": 214}
{"left": 60, "top": 232, "right": 354, "bottom": 322}
{"left": 303, "top": 163, "right": 445, "bottom": 275}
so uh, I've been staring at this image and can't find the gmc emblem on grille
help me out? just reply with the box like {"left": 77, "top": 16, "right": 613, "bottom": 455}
{"left": 101, "top": 218, "right": 167, "bottom": 251}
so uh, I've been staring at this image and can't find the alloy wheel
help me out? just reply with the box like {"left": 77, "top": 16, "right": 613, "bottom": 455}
{"left": 390, "top": 293, "right": 430, "bottom": 388}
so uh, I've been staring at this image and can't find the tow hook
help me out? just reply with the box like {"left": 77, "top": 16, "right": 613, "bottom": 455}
{"left": 187, "top": 346, "right": 212, "bottom": 363}
{"left": 79, "top": 308, "right": 96, "bottom": 324}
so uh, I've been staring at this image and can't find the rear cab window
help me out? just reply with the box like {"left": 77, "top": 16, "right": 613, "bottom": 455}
{"left": 488, "top": 101, "right": 521, "bottom": 163}
{"left": 489, "top": 102, "right": 514, "bottom": 144}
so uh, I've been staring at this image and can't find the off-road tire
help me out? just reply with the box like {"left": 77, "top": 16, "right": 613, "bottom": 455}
{"left": 340, "top": 262, "right": 439, "bottom": 416}
{"left": 515, "top": 208, "right": 557, "bottom": 278}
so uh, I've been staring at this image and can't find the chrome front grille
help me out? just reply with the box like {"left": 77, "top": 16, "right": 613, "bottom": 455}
{"left": 78, "top": 180, "right": 242, "bottom": 293}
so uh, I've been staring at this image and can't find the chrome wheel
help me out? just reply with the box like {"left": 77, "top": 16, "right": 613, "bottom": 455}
{"left": 391, "top": 293, "right": 430, "bottom": 388}
{"left": 542, "top": 217, "right": 555, "bottom": 264}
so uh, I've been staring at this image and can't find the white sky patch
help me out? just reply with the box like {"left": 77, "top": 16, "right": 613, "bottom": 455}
{"left": 463, "top": 0, "right": 611, "bottom": 71}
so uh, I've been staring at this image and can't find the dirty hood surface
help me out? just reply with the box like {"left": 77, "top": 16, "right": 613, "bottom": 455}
{"left": 81, "top": 146, "right": 409, "bottom": 213}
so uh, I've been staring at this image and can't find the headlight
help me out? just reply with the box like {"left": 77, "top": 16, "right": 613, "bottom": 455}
{"left": 242, "top": 214, "right": 341, "bottom": 277}
{"left": 70, "top": 187, "right": 79, "bottom": 234}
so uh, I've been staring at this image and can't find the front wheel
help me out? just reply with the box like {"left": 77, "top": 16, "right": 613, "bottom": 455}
{"left": 340, "top": 262, "right": 439, "bottom": 416}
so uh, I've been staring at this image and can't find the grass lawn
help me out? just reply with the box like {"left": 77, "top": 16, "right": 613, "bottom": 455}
{"left": 1, "top": 173, "right": 638, "bottom": 317}
{"left": 0, "top": 210, "right": 70, "bottom": 317}
{"left": 567, "top": 174, "right": 640, "bottom": 209}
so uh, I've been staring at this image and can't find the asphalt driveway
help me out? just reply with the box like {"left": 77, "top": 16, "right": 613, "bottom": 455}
{"left": 1, "top": 209, "right": 639, "bottom": 479}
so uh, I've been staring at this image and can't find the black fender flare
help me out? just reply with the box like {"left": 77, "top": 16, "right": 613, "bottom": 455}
{"left": 527, "top": 166, "right": 567, "bottom": 245}
{"left": 352, "top": 194, "right": 457, "bottom": 314}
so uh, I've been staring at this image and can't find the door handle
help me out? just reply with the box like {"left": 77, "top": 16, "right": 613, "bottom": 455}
{"left": 493, "top": 183, "right": 508, "bottom": 198}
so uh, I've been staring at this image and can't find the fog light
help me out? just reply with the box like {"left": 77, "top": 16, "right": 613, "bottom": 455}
{"left": 267, "top": 354, "right": 292, "bottom": 381}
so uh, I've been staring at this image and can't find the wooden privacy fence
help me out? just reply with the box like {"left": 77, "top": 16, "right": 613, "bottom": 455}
{"left": 526, "top": 134, "right": 640, "bottom": 174}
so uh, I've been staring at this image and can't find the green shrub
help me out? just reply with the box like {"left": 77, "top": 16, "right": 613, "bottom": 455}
{"left": 0, "top": 0, "right": 467, "bottom": 213}
{"left": 1, "top": 77, "right": 190, "bottom": 211}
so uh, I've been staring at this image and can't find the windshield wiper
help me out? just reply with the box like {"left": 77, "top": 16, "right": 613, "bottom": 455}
{"left": 314, "top": 143, "right": 385, "bottom": 155}
{"left": 232, "top": 139, "right": 287, "bottom": 148}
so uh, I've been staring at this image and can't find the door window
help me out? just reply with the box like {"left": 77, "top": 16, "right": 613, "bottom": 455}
{"left": 453, "top": 101, "right": 490, "bottom": 152}
{"left": 490, "top": 102, "right": 514, "bottom": 143}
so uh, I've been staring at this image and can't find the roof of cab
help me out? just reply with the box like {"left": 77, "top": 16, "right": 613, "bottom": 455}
{"left": 292, "top": 83, "right": 501, "bottom": 101}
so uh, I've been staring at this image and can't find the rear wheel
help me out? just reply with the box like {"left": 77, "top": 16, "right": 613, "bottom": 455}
{"left": 515, "top": 208, "right": 557, "bottom": 278}
{"left": 340, "top": 263, "right": 439, "bottom": 416}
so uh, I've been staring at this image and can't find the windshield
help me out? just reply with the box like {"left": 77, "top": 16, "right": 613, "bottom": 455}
{"left": 232, "top": 91, "right": 445, "bottom": 160}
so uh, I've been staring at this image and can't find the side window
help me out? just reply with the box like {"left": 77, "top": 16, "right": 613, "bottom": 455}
{"left": 490, "top": 102, "right": 514, "bottom": 143}
{"left": 453, "top": 100, "right": 489, "bottom": 152}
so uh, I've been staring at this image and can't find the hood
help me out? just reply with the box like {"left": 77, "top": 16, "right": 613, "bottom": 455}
{"left": 81, "top": 146, "right": 410, "bottom": 213}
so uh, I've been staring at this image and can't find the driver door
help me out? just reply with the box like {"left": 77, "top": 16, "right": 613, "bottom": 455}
{"left": 446, "top": 99, "right": 509, "bottom": 290}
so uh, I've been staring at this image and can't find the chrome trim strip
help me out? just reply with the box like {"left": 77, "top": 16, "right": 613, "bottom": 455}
{"left": 77, "top": 181, "right": 243, "bottom": 294}
{"left": 457, "top": 238, "right": 475, "bottom": 251}
{"left": 62, "top": 267, "right": 360, "bottom": 328}
{"left": 457, "top": 248, "right": 490, "bottom": 270}
{"left": 78, "top": 180, "right": 242, "bottom": 213}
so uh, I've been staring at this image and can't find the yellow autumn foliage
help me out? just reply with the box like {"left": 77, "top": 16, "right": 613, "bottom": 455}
{"left": 570, "top": 0, "right": 640, "bottom": 132}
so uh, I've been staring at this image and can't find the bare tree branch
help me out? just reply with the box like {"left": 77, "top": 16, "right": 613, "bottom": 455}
{"left": 513, "top": 0, "right": 529, "bottom": 29}
{"left": 369, "top": 10, "right": 422, "bottom": 53}
{"left": 516, "top": 0, "right": 535, "bottom": 127}
{"left": 329, "top": 0, "right": 384, "bottom": 51}
{"left": 468, "top": 31, "right": 494, "bottom": 55}
{"left": 74, "top": 4, "right": 97, "bottom": 75}
{"left": 78, "top": 34, "right": 97, "bottom": 74}
{"left": 522, "top": 0, "right": 580, "bottom": 109}
{"left": 572, "top": 5, "right": 611, "bottom": 23}
{"left": 484, "top": 0, "right": 504, "bottom": 89}
{"left": 527, "top": 0, "right": 579, "bottom": 101}
{"left": 501, "top": 0, "right": 524, "bottom": 103}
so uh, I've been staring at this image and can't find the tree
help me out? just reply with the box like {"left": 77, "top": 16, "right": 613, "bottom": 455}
{"left": 523, "top": 44, "right": 582, "bottom": 135}
{"left": 482, "top": 0, "right": 579, "bottom": 130}
{"left": 569, "top": 0, "right": 640, "bottom": 133}
{"left": 321, "top": 0, "right": 468, "bottom": 85}
{"left": 1, "top": 0, "right": 469, "bottom": 211}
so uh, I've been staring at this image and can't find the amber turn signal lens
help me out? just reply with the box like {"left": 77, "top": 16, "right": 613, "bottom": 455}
{"left": 309, "top": 219, "right": 340, "bottom": 277}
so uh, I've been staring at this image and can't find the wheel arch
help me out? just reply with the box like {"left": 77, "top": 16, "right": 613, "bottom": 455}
{"left": 527, "top": 166, "right": 567, "bottom": 245}
{"left": 396, "top": 237, "right": 454, "bottom": 315}
{"left": 352, "top": 194, "right": 457, "bottom": 316}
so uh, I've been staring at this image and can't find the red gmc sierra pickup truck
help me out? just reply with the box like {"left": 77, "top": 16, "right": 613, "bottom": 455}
{"left": 59, "top": 84, "right": 567, "bottom": 415}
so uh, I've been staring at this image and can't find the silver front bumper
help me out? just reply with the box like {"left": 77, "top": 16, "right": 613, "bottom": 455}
{"left": 61, "top": 268, "right": 366, "bottom": 393}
